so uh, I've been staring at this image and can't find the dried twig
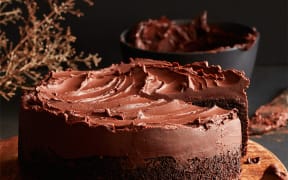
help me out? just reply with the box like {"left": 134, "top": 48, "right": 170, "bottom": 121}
{"left": 0, "top": 0, "right": 101, "bottom": 100}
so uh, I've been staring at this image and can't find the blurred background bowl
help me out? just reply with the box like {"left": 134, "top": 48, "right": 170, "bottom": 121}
{"left": 120, "top": 21, "right": 260, "bottom": 78}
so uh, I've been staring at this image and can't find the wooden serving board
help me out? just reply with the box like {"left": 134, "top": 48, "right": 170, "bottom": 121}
{"left": 0, "top": 136, "right": 287, "bottom": 179}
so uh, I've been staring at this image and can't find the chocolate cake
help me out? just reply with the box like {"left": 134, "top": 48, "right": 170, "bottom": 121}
{"left": 19, "top": 59, "right": 249, "bottom": 179}
{"left": 127, "top": 11, "right": 258, "bottom": 53}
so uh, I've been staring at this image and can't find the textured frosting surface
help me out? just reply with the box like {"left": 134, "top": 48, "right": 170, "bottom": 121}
{"left": 27, "top": 58, "right": 249, "bottom": 128}
{"left": 127, "top": 12, "right": 258, "bottom": 53}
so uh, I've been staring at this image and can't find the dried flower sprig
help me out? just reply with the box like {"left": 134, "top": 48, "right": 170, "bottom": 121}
{"left": 0, "top": 0, "right": 22, "bottom": 25}
{"left": 0, "top": 0, "right": 101, "bottom": 100}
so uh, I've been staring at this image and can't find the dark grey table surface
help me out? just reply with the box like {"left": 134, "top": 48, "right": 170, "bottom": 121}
{"left": 0, "top": 65, "right": 287, "bottom": 168}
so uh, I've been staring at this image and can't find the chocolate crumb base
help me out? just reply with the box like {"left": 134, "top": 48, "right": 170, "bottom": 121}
{"left": 19, "top": 150, "right": 241, "bottom": 180}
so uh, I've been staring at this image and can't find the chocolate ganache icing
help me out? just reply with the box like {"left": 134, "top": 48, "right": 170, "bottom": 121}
{"left": 35, "top": 58, "right": 249, "bottom": 116}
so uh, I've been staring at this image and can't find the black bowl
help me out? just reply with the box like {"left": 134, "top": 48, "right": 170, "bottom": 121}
{"left": 120, "top": 21, "right": 260, "bottom": 78}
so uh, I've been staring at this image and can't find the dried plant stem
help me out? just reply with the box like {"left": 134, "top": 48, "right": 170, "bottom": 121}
{"left": 0, "top": 0, "right": 101, "bottom": 101}
{"left": 5, "top": 12, "right": 55, "bottom": 75}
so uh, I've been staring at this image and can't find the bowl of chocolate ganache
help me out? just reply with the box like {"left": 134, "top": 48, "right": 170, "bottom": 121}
{"left": 120, "top": 11, "right": 260, "bottom": 78}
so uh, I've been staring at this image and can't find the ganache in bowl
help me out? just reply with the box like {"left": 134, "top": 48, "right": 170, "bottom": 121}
{"left": 120, "top": 12, "right": 260, "bottom": 78}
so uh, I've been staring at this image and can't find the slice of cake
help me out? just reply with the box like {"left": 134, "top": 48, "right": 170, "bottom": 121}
{"left": 249, "top": 89, "right": 288, "bottom": 135}
{"left": 19, "top": 58, "right": 249, "bottom": 179}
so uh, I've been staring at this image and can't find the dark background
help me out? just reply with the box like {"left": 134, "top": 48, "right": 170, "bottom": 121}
{"left": 65, "top": 0, "right": 288, "bottom": 68}
{"left": 1, "top": 0, "right": 288, "bottom": 168}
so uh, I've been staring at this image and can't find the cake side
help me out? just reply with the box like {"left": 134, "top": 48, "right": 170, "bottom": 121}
{"left": 19, "top": 96, "right": 241, "bottom": 179}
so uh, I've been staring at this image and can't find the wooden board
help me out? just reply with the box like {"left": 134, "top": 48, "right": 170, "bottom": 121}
{"left": 0, "top": 136, "right": 287, "bottom": 179}
{"left": 241, "top": 139, "right": 287, "bottom": 179}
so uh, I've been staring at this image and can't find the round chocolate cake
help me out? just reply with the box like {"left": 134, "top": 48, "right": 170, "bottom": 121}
{"left": 19, "top": 59, "right": 249, "bottom": 179}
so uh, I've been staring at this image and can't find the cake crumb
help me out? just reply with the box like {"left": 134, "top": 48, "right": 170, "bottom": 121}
{"left": 244, "top": 156, "right": 261, "bottom": 164}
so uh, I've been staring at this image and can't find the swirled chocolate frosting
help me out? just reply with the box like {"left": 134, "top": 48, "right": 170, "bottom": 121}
{"left": 28, "top": 58, "right": 248, "bottom": 127}
{"left": 127, "top": 11, "right": 258, "bottom": 53}
{"left": 20, "top": 58, "right": 248, "bottom": 162}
